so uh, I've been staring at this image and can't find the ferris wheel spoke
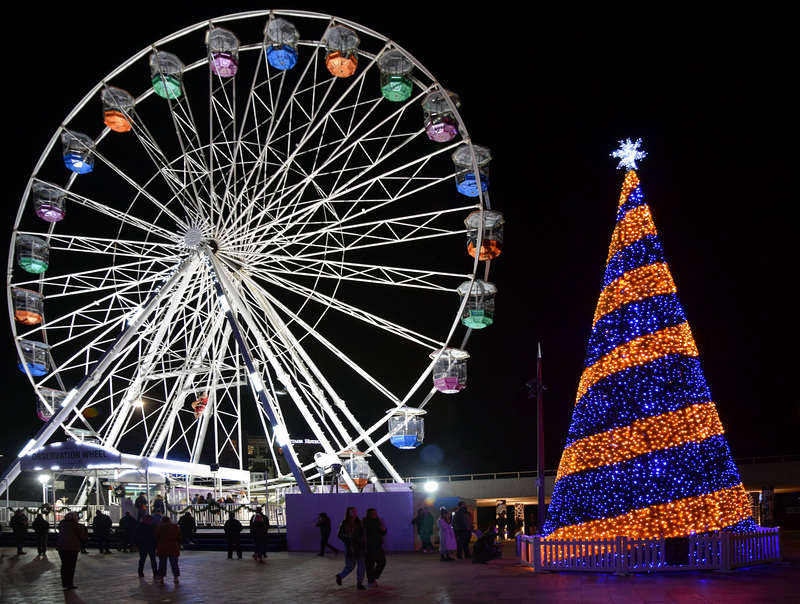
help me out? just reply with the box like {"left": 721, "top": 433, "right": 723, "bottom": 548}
{"left": 120, "top": 108, "right": 228, "bottom": 227}
{"left": 250, "top": 255, "right": 468, "bottom": 291}
{"left": 272, "top": 208, "right": 472, "bottom": 260}
{"left": 14, "top": 254, "right": 177, "bottom": 316}
{"left": 247, "top": 284, "right": 404, "bottom": 473}
{"left": 254, "top": 270, "right": 446, "bottom": 350}
{"left": 250, "top": 147, "right": 462, "bottom": 253}
{"left": 43, "top": 233, "right": 177, "bottom": 260}
{"left": 245, "top": 275, "right": 435, "bottom": 392}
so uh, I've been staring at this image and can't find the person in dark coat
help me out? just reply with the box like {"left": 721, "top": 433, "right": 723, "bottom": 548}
{"left": 363, "top": 508, "right": 387, "bottom": 587}
{"left": 453, "top": 501, "right": 474, "bottom": 559}
{"left": 92, "top": 510, "right": 113, "bottom": 554}
{"left": 56, "top": 512, "right": 89, "bottom": 590}
{"left": 134, "top": 492, "right": 148, "bottom": 522}
{"left": 9, "top": 509, "right": 29, "bottom": 555}
{"left": 472, "top": 526, "right": 502, "bottom": 564}
{"left": 151, "top": 494, "right": 165, "bottom": 515}
{"left": 224, "top": 511, "right": 244, "bottom": 558}
{"left": 132, "top": 514, "right": 158, "bottom": 577}
{"left": 250, "top": 515, "right": 269, "bottom": 563}
{"left": 316, "top": 512, "right": 339, "bottom": 556}
{"left": 418, "top": 507, "right": 434, "bottom": 552}
{"left": 118, "top": 511, "right": 137, "bottom": 552}
{"left": 32, "top": 513, "right": 50, "bottom": 556}
{"left": 154, "top": 516, "right": 182, "bottom": 583}
{"left": 177, "top": 511, "right": 197, "bottom": 546}
{"left": 335, "top": 506, "right": 367, "bottom": 590}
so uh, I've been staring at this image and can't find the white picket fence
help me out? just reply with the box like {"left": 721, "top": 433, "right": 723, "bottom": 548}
{"left": 517, "top": 528, "right": 781, "bottom": 574}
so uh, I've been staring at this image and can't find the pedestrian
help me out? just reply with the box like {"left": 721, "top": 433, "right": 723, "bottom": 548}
{"left": 132, "top": 514, "right": 158, "bottom": 578}
{"left": 56, "top": 511, "right": 88, "bottom": 590}
{"left": 224, "top": 511, "right": 244, "bottom": 559}
{"left": 250, "top": 514, "right": 269, "bottom": 563}
{"left": 438, "top": 507, "right": 456, "bottom": 562}
{"left": 135, "top": 492, "right": 148, "bottom": 522}
{"left": 154, "top": 516, "right": 182, "bottom": 583}
{"left": 92, "top": 509, "right": 113, "bottom": 554}
{"left": 496, "top": 510, "right": 508, "bottom": 541}
{"left": 249, "top": 506, "right": 270, "bottom": 560}
{"left": 32, "top": 513, "right": 50, "bottom": 556}
{"left": 315, "top": 512, "right": 338, "bottom": 556}
{"left": 418, "top": 507, "right": 434, "bottom": 552}
{"left": 9, "top": 509, "right": 29, "bottom": 555}
{"left": 118, "top": 511, "right": 137, "bottom": 552}
{"left": 178, "top": 510, "right": 197, "bottom": 546}
{"left": 363, "top": 508, "right": 387, "bottom": 587}
{"left": 152, "top": 493, "right": 165, "bottom": 515}
{"left": 79, "top": 515, "right": 90, "bottom": 555}
{"left": 453, "top": 501, "right": 474, "bottom": 559}
{"left": 334, "top": 506, "right": 367, "bottom": 590}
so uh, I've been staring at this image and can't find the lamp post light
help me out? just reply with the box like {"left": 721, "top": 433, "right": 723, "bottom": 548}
{"left": 38, "top": 473, "right": 50, "bottom": 505}
{"left": 424, "top": 481, "right": 438, "bottom": 494}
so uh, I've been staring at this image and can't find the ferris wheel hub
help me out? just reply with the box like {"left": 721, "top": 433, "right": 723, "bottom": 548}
{"left": 184, "top": 227, "right": 204, "bottom": 248}
{"left": 180, "top": 220, "right": 211, "bottom": 250}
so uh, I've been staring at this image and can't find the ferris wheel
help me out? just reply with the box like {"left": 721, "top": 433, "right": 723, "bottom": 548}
{"left": 4, "top": 10, "right": 503, "bottom": 498}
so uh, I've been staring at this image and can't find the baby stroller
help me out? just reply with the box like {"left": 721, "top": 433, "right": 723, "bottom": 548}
{"left": 471, "top": 528, "right": 502, "bottom": 564}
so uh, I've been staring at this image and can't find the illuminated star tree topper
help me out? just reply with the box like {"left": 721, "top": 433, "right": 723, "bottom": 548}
{"left": 611, "top": 138, "right": 647, "bottom": 170}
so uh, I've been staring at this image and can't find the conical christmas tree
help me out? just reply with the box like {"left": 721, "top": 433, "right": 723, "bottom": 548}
{"left": 542, "top": 140, "right": 757, "bottom": 540}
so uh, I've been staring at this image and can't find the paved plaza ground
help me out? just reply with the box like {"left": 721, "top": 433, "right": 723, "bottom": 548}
{"left": 1, "top": 532, "right": 798, "bottom": 603}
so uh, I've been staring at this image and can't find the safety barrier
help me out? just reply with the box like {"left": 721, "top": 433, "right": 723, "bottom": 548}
{"left": 517, "top": 528, "right": 781, "bottom": 574}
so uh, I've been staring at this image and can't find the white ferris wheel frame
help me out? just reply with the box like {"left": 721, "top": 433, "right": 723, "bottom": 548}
{"left": 4, "top": 9, "right": 495, "bottom": 499}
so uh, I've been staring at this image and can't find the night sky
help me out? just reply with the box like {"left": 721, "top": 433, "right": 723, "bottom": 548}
{"left": 1, "top": 1, "right": 798, "bottom": 493}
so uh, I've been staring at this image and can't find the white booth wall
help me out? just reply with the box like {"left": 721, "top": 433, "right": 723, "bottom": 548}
{"left": 286, "top": 491, "right": 418, "bottom": 552}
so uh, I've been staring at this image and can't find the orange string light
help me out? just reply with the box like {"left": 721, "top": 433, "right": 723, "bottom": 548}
{"left": 545, "top": 484, "right": 752, "bottom": 541}
{"left": 556, "top": 402, "right": 724, "bottom": 480}
{"left": 617, "top": 170, "right": 640, "bottom": 208}
{"left": 606, "top": 204, "right": 658, "bottom": 263}
{"left": 577, "top": 322, "right": 699, "bottom": 402}
{"left": 593, "top": 262, "right": 677, "bottom": 326}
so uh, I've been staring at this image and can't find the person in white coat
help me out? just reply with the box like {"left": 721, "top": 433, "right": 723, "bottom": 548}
{"left": 437, "top": 508, "right": 456, "bottom": 562}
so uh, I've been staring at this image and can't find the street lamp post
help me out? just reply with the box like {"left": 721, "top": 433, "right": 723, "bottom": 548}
{"left": 527, "top": 343, "right": 546, "bottom": 534}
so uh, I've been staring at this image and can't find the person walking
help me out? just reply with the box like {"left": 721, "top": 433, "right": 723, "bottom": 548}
{"left": 32, "top": 513, "right": 50, "bottom": 556}
{"left": 224, "top": 511, "right": 244, "bottom": 559}
{"left": 92, "top": 509, "right": 113, "bottom": 554}
{"left": 56, "top": 512, "right": 88, "bottom": 590}
{"left": 132, "top": 515, "right": 158, "bottom": 577}
{"left": 9, "top": 509, "right": 29, "bottom": 555}
{"left": 315, "top": 512, "right": 338, "bottom": 556}
{"left": 154, "top": 516, "right": 182, "bottom": 583}
{"left": 453, "top": 501, "right": 474, "bottom": 559}
{"left": 437, "top": 507, "right": 456, "bottom": 562}
{"left": 363, "top": 508, "right": 387, "bottom": 587}
{"left": 250, "top": 514, "right": 269, "bottom": 563}
{"left": 335, "top": 506, "right": 367, "bottom": 590}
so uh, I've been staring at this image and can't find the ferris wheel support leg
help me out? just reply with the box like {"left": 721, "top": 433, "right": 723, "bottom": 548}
{"left": 244, "top": 288, "right": 396, "bottom": 493}
{"left": 0, "top": 257, "right": 199, "bottom": 498}
{"left": 203, "top": 252, "right": 312, "bottom": 495}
